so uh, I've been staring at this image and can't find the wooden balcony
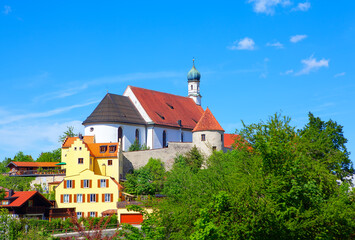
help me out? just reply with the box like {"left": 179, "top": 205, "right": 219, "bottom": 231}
{"left": 8, "top": 169, "right": 66, "bottom": 177}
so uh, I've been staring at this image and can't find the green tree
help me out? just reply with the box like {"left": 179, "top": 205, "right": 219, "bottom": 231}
{"left": 128, "top": 140, "right": 150, "bottom": 151}
{"left": 150, "top": 113, "right": 355, "bottom": 239}
{"left": 36, "top": 148, "right": 61, "bottom": 162}
{"left": 13, "top": 152, "right": 33, "bottom": 162}
{"left": 58, "top": 126, "right": 76, "bottom": 143}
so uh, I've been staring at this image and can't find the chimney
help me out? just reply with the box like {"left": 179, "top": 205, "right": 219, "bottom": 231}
{"left": 8, "top": 189, "right": 14, "bottom": 197}
{"left": 78, "top": 133, "right": 83, "bottom": 140}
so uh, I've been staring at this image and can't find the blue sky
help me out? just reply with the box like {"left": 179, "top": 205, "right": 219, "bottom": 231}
{"left": 0, "top": 0, "right": 354, "bottom": 164}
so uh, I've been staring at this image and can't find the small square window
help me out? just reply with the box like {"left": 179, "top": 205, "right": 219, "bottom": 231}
{"left": 100, "top": 146, "right": 107, "bottom": 153}
{"left": 109, "top": 145, "right": 116, "bottom": 153}
{"left": 108, "top": 160, "right": 113, "bottom": 166}
{"left": 74, "top": 147, "right": 77, "bottom": 151}
{"left": 212, "top": 146, "right": 217, "bottom": 151}
{"left": 78, "top": 158, "right": 83, "bottom": 164}
{"left": 201, "top": 134, "right": 206, "bottom": 141}
{"left": 79, "top": 147, "right": 82, "bottom": 151}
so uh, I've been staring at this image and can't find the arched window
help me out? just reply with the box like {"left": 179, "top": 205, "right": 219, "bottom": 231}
{"left": 191, "top": 85, "right": 193, "bottom": 90}
{"left": 135, "top": 129, "right": 140, "bottom": 144}
{"left": 118, "top": 127, "right": 123, "bottom": 142}
{"left": 181, "top": 132, "right": 184, "bottom": 142}
{"left": 163, "top": 130, "right": 167, "bottom": 148}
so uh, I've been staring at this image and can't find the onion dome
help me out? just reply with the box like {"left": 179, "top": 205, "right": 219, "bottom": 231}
{"left": 187, "top": 59, "right": 201, "bottom": 81}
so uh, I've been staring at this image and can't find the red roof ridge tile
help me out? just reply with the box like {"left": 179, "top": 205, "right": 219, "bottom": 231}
{"left": 192, "top": 107, "right": 224, "bottom": 132}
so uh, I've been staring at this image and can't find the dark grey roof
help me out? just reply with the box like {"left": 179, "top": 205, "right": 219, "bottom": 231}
{"left": 82, "top": 93, "right": 146, "bottom": 125}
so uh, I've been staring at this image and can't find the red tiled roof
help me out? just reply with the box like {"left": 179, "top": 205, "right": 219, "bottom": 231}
{"left": 192, "top": 107, "right": 224, "bottom": 132}
{"left": 224, "top": 134, "right": 240, "bottom": 148}
{"left": 85, "top": 143, "right": 119, "bottom": 158}
{"left": 4, "top": 191, "right": 37, "bottom": 207}
{"left": 7, "top": 162, "right": 60, "bottom": 168}
{"left": 129, "top": 86, "right": 204, "bottom": 129}
{"left": 62, "top": 136, "right": 95, "bottom": 148}
{"left": 110, "top": 177, "right": 124, "bottom": 189}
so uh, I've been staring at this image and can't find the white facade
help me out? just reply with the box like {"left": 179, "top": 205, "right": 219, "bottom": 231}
{"left": 84, "top": 123, "right": 146, "bottom": 151}
{"left": 188, "top": 81, "right": 201, "bottom": 106}
{"left": 192, "top": 130, "right": 224, "bottom": 156}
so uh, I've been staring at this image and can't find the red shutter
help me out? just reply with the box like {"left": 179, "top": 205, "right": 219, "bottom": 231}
{"left": 87, "top": 194, "right": 90, "bottom": 202}
{"left": 95, "top": 212, "right": 98, "bottom": 217}
{"left": 74, "top": 195, "right": 77, "bottom": 203}
{"left": 81, "top": 180, "right": 83, "bottom": 188}
{"left": 89, "top": 180, "right": 92, "bottom": 188}
{"left": 64, "top": 181, "right": 67, "bottom": 189}
{"left": 60, "top": 195, "right": 63, "bottom": 203}
{"left": 72, "top": 180, "right": 75, "bottom": 188}
{"left": 83, "top": 194, "right": 85, "bottom": 203}
{"left": 98, "top": 180, "right": 100, "bottom": 188}
{"left": 69, "top": 195, "right": 72, "bottom": 203}
{"left": 106, "top": 179, "right": 109, "bottom": 188}
{"left": 102, "top": 194, "right": 105, "bottom": 202}
{"left": 110, "top": 194, "right": 113, "bottom": 202}
{"left": 96, "top": 194, "right": 98, "bottom": 202}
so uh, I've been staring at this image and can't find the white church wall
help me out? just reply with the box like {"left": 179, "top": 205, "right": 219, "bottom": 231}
{"left": 84, "top": 123, "right": 146, "bottom": 151}
{"left": 152, "top": 127, "right": 186, "bottom": 149}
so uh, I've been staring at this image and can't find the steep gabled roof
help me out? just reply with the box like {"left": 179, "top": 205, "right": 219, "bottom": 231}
{"left": 129, "top": 86, "right": 204, "bottom": 129}
{"left": 62, "top": 136, "right": 94, "bottom": 148}
{"left": 82, "top": 93, "right": 145, "bottom": 125}
{"left": 192, "top": 107, "right": 224, "bottom": 132}
{"left": 3, "top": 191, "right": 52, "bottom": 207}
{"left": 7, "top": 162, "right": 60, "bottom": 168}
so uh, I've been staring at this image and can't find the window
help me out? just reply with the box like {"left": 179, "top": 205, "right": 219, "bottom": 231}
{"left": 135, "top": 129, "right": 140, "bottom": 144}
{"left": 100, "top": 179, "right": 107, "bottom": 188}
{"left": 100, "top": 145, "right": 107, "bottom": 153}
{"left": 66, "top": 180, "right": 73, "bottom": 188}
{"left": 28, "top": 200, "right": 33, "bottom": 207}
{"left": 163, "top": 131, "right": 167, "bottom": 148}
{"left": 221, "top": 134, "right": 224, "bottom": 142}
{"left": 74, "top": 147, "right": 77, "bottom": 151}
{"left": 77, "top": 194, "right": 83, "bottom": 203}
{"left": 191, "top": 85, "right": 193, "bottom": 90}
{"left": 201, "top": 134, "right": 206, "bottom": 141}
{"left": 79, "top": 147, "right": 82, "bottom": 151}
{"left": 63, "top": 194, "right": 70, "bottom": 203}
{"left": 108, "top": 160, "right": 113, "bottom": 166}
{"left": 90, "top": 127, "right": 94, "bottom": 132}
{"left": 89, "top": 212, "right": 96, "bottom": 217}
{"left": 83, "top": 179, "right": 90, "bottom": 188}
{"left": 2, "top": 201, "right": 8, "bottom": 205}
{"left": 212, "top": 146, "right": 217, "bottom": 151}
{"left": 109, "top": 145, "right": 116, "bottom": 153}
{"left": 77, "top": 212, "right": 82, "bottom": 219}
{"left": 118, "top": 127, "right": 123, "bottom": 142}
{"left": 90, "top": 194, "right": 96, "bottom": 203}
{"left": 78, "top": 158, "right": 83, "bottom": 164}
{"left": 181, "top": 132, "right": 184, "bottom": 142}
{"left": 104, "top": 193, "right": 111, "bottom": 202}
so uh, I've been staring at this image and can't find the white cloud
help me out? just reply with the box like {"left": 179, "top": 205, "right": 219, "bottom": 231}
{"left": 296, "top": 55, "right": 329, "bottom": 75}
{"left": 290, "top": 34, "right": 307, "bottom": 43}
{"left": 3, "top": 5, "right": 11, "bottom": 15}
{"left": 33, "top": 84, "right": 89, "bottom": 103}
{"left": 228, "top": 37, "right": 255, "bottom": 50}
{"left": 292, "top": 2, "right": 311, "bottom": 11}
{"left": 0, "top": 100, "right": 99, "bottom": 125}
{"left": 334, "top": 72, "right": 346, "bottom": 78}
{"left": 248, "top": 0, "right": 291, "bottom": 15}
{"left": 266, "top": 41, "right": 284, "bottom": 48}
{"left": 280, "top": 69, "right": 294, "bottom": 75}
{"left": 0, "top": 120, "right": 84, "bottom": 160}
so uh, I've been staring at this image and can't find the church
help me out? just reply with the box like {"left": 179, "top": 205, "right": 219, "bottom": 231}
{"left": 82, "top": 60, "right": 230, "bottom": 153}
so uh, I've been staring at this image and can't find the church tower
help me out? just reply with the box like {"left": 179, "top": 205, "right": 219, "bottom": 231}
{"left": 187, "top": 59, "right": 202, "bottom": 105}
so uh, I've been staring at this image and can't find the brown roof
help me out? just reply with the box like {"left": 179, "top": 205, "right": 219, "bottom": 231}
{"left": 129, "top": 86, "right": 204, "bottom": 129}
{"left": 7, "top": 162, "right": 60, "bottom": 168}
{"left": 117, "top": 201, "right": 143, "bottom": 209}
{"left": 82, "top": 93, "right": 146, "bottom": 125}
{"left": 192, "top": 107, "right": 224, "bottom": 132}
{"left": 62, "top": 136, "right": 94, "bottom": 148}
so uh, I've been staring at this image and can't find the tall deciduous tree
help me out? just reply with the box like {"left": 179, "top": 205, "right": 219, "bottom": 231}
{"left": 58, "top": 126, "right": 76, "bottom": 143}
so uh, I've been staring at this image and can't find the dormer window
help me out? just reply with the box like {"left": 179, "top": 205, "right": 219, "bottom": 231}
{"left": 100, "top": 145, "right": 107, "bottom": 153}
{"left": 156, "top": 112, "right": 165, "bottom": 120}
{"left": 166, "top": 103, "right": 174, "bottom": 109}
{"left": 109, "top": 145, "right": 116, "bottom": 153}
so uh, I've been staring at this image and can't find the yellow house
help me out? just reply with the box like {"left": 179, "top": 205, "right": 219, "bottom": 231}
{"left": 56, "top": 136, "right": 124, "bottom": 217}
